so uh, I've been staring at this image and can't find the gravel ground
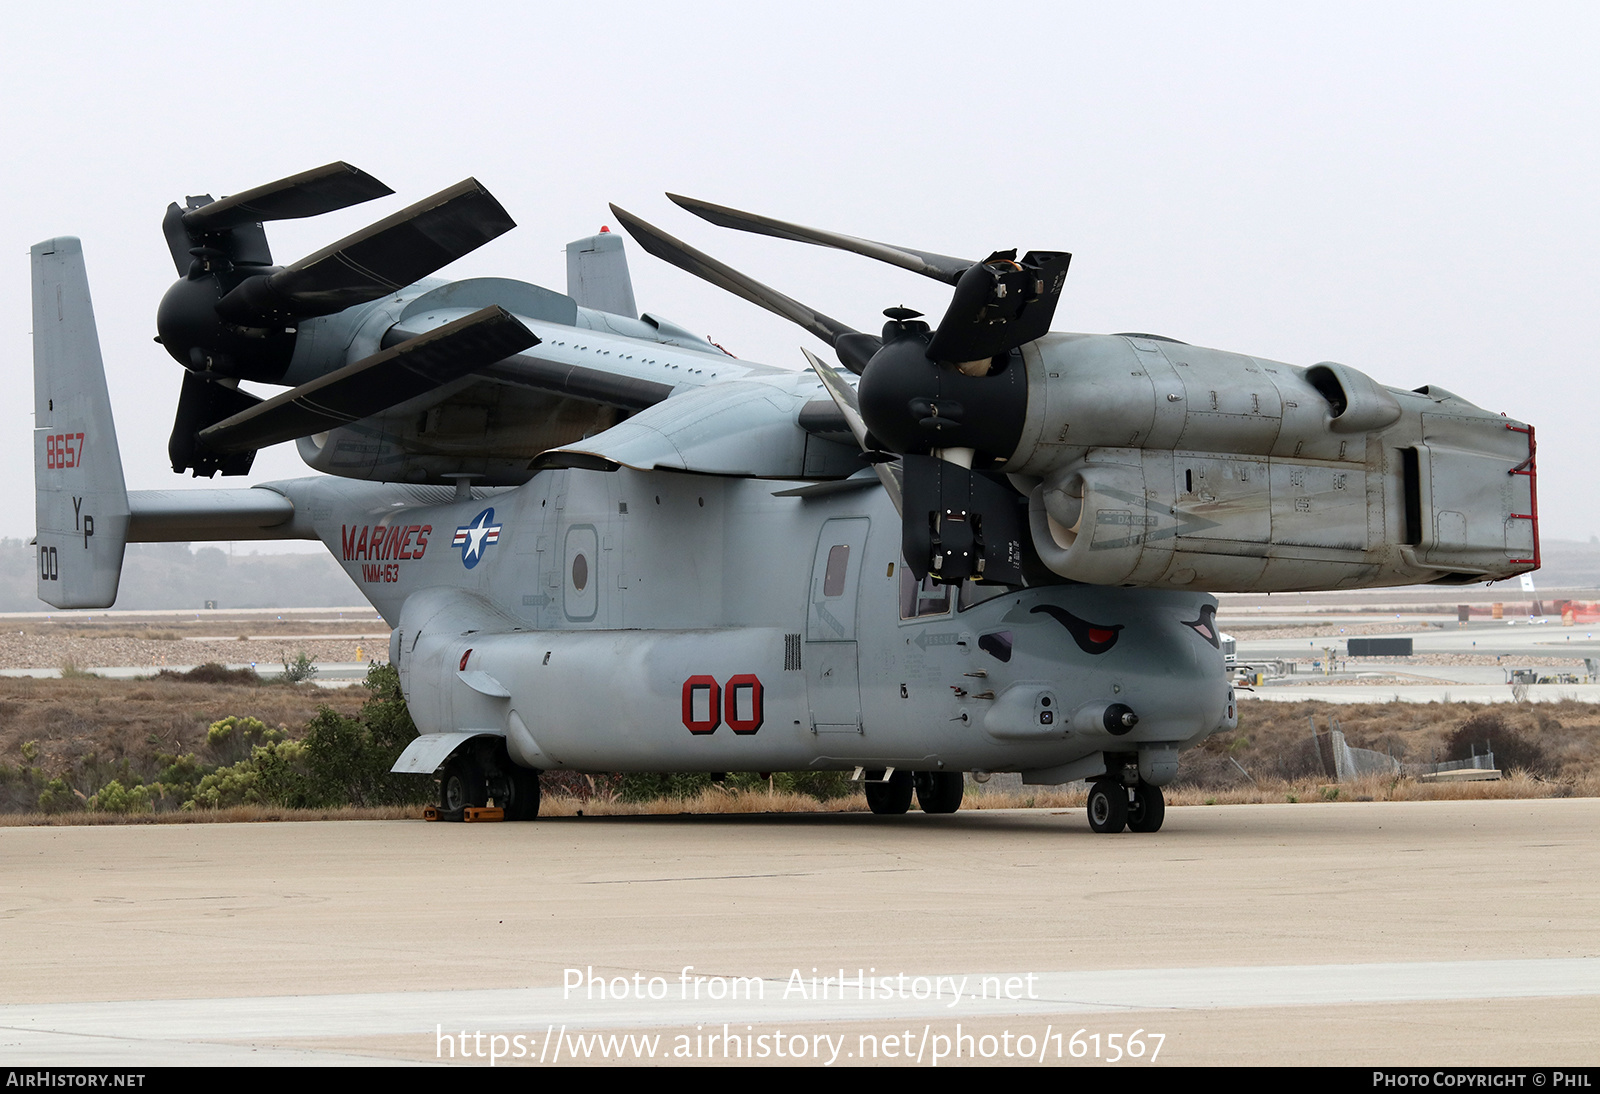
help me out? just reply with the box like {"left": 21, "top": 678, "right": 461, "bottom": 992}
{"left": 1267, "top": 675, "right": 1449, "bottom": 687}
{"left": 1222, "top": 622, "right": 1438, "bottom": 639}
{"left": 1274, "top": 653, "right": 1588, "bottom": 668}
{"left": 0, "top": 634, "right": 378, "bottom": 671}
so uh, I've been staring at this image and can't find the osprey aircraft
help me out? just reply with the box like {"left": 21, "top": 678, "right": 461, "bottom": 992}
{"left": 31, "top": 163, "right": 1538, "bottom": 832}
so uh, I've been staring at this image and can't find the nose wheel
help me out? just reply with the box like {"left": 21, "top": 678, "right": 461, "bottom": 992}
{"left": 1086, "top": 779, "right": 1128, "bottom": 833}
{"left": 1086, "top": 779, "right": 1165, "bottom": 834}
{"left": 1127, "top": 782, "right": 1165, "bottom": 832}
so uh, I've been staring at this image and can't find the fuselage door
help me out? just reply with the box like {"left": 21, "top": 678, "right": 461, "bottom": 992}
{"left": 807, "top": 517, "right": 869, "bottom": 641}
{"left": 805, "top": 516, "right": 869, "bottom": 733}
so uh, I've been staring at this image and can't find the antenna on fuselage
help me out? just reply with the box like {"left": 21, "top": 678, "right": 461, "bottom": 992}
{"left": 442, "top": 473, "right": 480, "bottom": 502}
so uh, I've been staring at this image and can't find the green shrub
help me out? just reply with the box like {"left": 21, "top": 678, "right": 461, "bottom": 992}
{"left": 1446, "top": 712, "right": 1554, "bottom": 776}
{"left": 87, "top": 779, "right": 153, "bottom": 814}
{"left": 280, "top": 651, "right": 318, "bottom": 684}
{"left": 151, "top": 752, "right": 206, "bottom": 807}
{"left": 182, "top": 663, "right": 423, "bottom": 810}
{"left": 156, "top": 663, "right": 261, "bottom": 685}
{"left": 205, "top": 715, "right": 284, "bottom": 763}
{"left": 188, "top": 739, "right": 310, "bottom": 810}
{"left": 297, "top": 663, "right": 427, "bottom": 808}
{"left": 619, "top": 772, "right": 716, "bottom": 802}
{"left": 732, "top": 770, "right": 856, "bottom": 800}
{"left": 38, "top": 777, "right": 79, "bottom": 814}
{"left": 356, "top": 662, "right": 418, "bottom": 754}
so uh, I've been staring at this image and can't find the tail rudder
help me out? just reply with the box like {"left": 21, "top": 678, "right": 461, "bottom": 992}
{"left": 566, "top": 229, "right": 638, "bottom": 318}
{"left": 33, "top": 238, "right": 130, "bottom": 608}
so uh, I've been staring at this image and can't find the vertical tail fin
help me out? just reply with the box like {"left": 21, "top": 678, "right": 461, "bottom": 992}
{"left": 565, "top": 229, "right": 638, "bottom": 318}
{"left": 33, "top": 238, "right": 130, "bottom": 608}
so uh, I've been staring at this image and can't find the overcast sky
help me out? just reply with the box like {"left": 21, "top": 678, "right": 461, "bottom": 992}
{"left": 2, "top": 2, "right": 1596, "bottom": 546}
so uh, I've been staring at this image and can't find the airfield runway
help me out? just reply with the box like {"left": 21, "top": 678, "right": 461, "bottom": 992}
{"left": 1220, "top": 601, "right": 1600, "bottom": 703}
{"left": 2, "top": 799, "right": 1597, "bottom": 1066}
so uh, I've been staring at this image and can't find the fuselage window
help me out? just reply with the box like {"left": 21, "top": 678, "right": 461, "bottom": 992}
{"left": 822, "top": 545, "right": 850, "bottom": 597}
{"left": 572, "top": 553, "right": 589, "bottom": 591}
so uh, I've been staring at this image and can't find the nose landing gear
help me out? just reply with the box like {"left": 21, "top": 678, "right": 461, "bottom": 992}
{"left": 1127, "top": 781, "right": 1165, "bottom": 833}
{"left": 1086, "top": 778, "right": 1165, "bottom": 834}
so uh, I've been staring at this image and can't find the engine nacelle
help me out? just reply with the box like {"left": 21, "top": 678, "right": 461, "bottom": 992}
{"left": 1005, "top": 334, "right": 1535, "bottom": 592}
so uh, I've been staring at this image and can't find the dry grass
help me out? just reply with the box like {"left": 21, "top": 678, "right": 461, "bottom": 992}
{"left": 959, "top": 785, "right": 1089, "bottom": 809}
{"left": 0, "top": 674, "right": 368, "bottom": 798}
{"left": 1189, "top": 698, "right": 1600, "bottom": 788}
{"left": 6, "top": 618, "right": 380, "bottom": 640}
{"left": 532, "top": 767, "right": 1595, "bottom": 818}
{"left": 1154, "top": 768, "right": 1593, "bottom": 806}
{"left": 538, "top": 787, "right": 871, "bottom": 817}
{"left": 1, "top": 771, "right": 1591, "bottom": 825}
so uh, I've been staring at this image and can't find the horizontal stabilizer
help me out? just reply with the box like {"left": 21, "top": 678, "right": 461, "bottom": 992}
{"left": 127, "top": 489, "right": 296, "bottom": 542}
{"left": 199, "top": 306, "right": 538, "bottom": 452}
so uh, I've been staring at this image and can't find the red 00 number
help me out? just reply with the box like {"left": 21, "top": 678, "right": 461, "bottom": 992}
{"left": 682, "top": 676, "right": 721, "bottom": 735}
{"left": 681, "top": 674, "right": 764, "bottom": 736}
{"left": 45, "top": 432, "right": 86, "bottom": 470}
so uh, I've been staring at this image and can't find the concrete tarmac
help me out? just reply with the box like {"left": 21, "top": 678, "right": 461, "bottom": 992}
{"left": 1233, "top": 619, "right": 1600, "bottom": 661}
{"left": 2, "top": 799, "right": 1597, "bottom": 1066}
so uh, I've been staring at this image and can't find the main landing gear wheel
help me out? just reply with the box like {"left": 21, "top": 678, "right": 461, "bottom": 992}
{"left": 864, "top": 769, "right": 914, "bottom": 815}
{"left": 1127, "top": 782, "right": 1165, "bottom": 833}
{"left": 914, "top": 771, "right": 964, "bottom": 814}
{"left": 440, "top": 754, "right": 487, "bottom": 819}
{"left": 501, "top": 766, "right": 541, "bottom": 821}
{"left": 1086, "top": 779, "right": 1128, "bottom": 834}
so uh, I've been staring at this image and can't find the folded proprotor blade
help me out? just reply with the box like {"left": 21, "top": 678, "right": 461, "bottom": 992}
{"left": 216, "top": 179, "right": 515, "bottom": 322}
{"left": 198, "top": 306, "right": 536, "bottom": 452}
{"left": 610, "top": 202, "right": 881, "bottom": 374}
{"left": 668, "top": 193, "right": 973, "bottom": 286}
{"left": 180, "top": 162, "right": 394, "bottom": 234}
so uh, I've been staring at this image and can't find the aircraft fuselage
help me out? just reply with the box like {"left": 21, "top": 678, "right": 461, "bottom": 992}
{"left": 274, "top": 467, "right": 1231, "bottom": 780}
